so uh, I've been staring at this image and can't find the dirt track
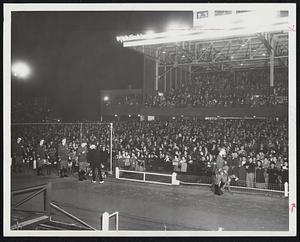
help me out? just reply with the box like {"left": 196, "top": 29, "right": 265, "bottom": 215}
{"left": 11, "top": 172, "right": 289, "bottom": 231}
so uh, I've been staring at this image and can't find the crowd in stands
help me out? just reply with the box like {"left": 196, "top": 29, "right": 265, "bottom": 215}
{"left": 145, "top": 70, "right": 288, "bottom": 108}
{"left": 12, "top": 118, "right": 288, "bottom": 189}
{"left": 104, "top": 94, "right": 142, "bottom": 106}
{"left": 103, "top": 69, "right": 288, "bottom": 108}
{"left": 11, "top": 96, "right": 52, "bottom": 123}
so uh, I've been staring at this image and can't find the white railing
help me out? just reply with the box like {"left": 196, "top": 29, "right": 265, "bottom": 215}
{"left": 115, "top": 167, "right": 180, "bottom": 186}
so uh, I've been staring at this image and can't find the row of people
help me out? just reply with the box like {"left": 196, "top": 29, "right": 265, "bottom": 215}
{"left": 12, "top": 118, "right": 288, "bottom": 189}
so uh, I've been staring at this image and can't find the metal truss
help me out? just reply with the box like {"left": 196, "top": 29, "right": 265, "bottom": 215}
{"left": 130, "top": 31, "right": 288, "bottom": 72}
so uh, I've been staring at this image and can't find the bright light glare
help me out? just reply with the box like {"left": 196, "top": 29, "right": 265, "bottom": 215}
{"left": 103, "top": 96, "right": 109, "bottom": 101}
{"left": 12, "top": 61, "right": 31, "bottom": 79}
{"left": 146, "top": 30, "right": 155, "bottom": 35}
{"left": 167, "top": 23, "right": 189, "bottom": 31}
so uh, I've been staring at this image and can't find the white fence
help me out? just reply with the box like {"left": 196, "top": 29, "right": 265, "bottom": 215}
{"left": 115, "top": 167, "right": 180, "bottom": 186}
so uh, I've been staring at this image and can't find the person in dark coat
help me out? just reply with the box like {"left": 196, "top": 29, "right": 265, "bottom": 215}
{"left": 58, "top": 138, "right": 69, "bottom": 178}
{"left": 100, "top": 146, "right": 109, "bottom": 176}
{"left": 255, "top": 160, "right": 265, "bottom": 188}
{"left": 267, "top": 162, "right": 278, "bottom": 190}
{"left": 13, "top": 137, "right": 25, "bottom": 173}
{"left": 77, "top": 142, "right": 88, "bottom": 181}
{"left": 36, "top": 139, "right": 47, "bottom": 176}
{"left": 88, "top": 144, "right": 103, "bottom": 184}
{"left": 281, "top": 160, "right": 288, "bottom": 184}
{"left": 214, "top": 148, "right": 226, "bottom": 195}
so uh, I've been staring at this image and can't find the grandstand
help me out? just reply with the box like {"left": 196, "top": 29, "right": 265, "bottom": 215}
{"left": 6, "top": 6, "right": 295, "bottom": 236}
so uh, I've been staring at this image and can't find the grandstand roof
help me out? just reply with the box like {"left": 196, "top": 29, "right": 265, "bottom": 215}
{"left": 117, "top": 11, "right": 288, "bottom": 71}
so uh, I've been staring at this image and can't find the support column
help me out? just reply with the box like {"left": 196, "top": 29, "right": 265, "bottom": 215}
{"left": 270, "top": 37, "right": 274, "bottom": 88}
{"left": 164, "top": 64, "right": 167, "bottom": 92}
{"left": 155, "top": 50, "right": 159, "bottom": 91}
{"left": 175, "top": 67, "right": 178, "bottom": 90}
{"left": 170, "top": 67, "right": 172, "bottom": 91}
{"left": 188, "top": 64, "right": 192, "bottom": 83}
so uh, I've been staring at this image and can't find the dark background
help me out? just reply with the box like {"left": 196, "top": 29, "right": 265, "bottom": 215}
{"left": 11, "top": 11, "right": 192, "bottom": 120}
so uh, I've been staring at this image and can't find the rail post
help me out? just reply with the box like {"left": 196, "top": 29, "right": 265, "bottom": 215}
{"left": 44, "top": 182, "right": 52, "bottom": 216}
{"left": 101, "top": 212, "right": 110, "bottom": 231}
{"left": 172, "top": 172, "right": 179, "bottom": 185}
{"left": 115, "top": 167, "right": 119, "bottom": 179}
{"left": 284, "top": 182, "right": 288, "bottom": 197}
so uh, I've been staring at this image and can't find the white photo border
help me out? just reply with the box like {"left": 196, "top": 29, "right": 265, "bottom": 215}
{"left": 3, "top": 3, "right": 297, "bottom": 237}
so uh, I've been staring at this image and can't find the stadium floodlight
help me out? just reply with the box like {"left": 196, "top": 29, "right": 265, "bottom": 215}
{"left": 103, "top": 96, "right": 109, "bottom": 101}
{"left": 167, "top": 22, "right": 189, "bottom": 32}
{"left": 12, "top": 61, "right": 31, "bottom": 79}
{"left": 145, "top": 30, "right": 155, "bottom": 35}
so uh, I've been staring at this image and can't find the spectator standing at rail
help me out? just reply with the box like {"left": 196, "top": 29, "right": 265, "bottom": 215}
{"left": 58, "top": 138, "right": 69, "bottom": 178}
{"left": 88, "top": 144, "right": 104, "bottom": 184}
{"left": 262, "top": 157, "right": 270, "bottom": 188}
{"left": 47, "top": 142, "right": 57, "bottom": 175}
{"left": 267, "top": 162, "right": 278, "bottom": 190}
{"left": 255, "top": 160, "right": 265, "bottom": 189}
{"left": 245, "top": 157, "right": 255, "bottom": 188}
{"left": 281, "top": 160, "right": 288, "bottom": 184}
{"left": 238, "top": 159, "right": 247, "bottom": 186}
{"left": 36, "top": 139, "right": 47, "bottom": 176}
{"left": 77, "top": 142, "right": 88, "bottom": 181}
{"left": 100, "top": 146, "right": 109, "bottom": 175}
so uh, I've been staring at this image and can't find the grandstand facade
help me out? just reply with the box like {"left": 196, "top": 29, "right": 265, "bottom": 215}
{"left": 100, "top": 10, "right": 288, "bottom": 120}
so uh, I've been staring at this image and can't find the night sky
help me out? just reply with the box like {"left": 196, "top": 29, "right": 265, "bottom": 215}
{"left": 11, "top": 11, "right": 192, "bottom": 120}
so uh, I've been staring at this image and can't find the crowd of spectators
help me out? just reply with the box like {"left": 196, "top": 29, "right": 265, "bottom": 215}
{"left": 145, "top": 70, "right": 288, "bottom": 108}
{"left": 11, "top": 96, "right": 52, "bottom": 123}
{"left": 12, "top": 118, "right": 288, "bottom": 189}
{"left": 104, "top": 94, "right": 142, "bottom": 106}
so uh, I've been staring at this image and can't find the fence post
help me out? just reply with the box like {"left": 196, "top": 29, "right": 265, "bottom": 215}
{"left": 143, "top": 172, "right": 146, "bottom": 181}
{"left": 45, "top": 182, "right": 52, "bottom": 216}
{"left": 171, "top": 172, "right": 179, "bottom": 185}
{"left": 115, "top": 167, "right": 119, "bottom": 179}
{"left": 284, "top": 182, "right": 288, "bottom": 197}
{"left": 101, "top": 212, "right": 109, "bottom": 231}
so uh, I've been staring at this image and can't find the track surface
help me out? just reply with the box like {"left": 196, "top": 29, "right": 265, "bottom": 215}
{"left": 11, "top": 172, "right": 289, "bottom": 231}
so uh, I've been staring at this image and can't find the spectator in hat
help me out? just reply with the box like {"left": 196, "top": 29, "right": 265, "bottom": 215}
{"left": 267, "top": 162, "right": 277, "bottom": 190}
{"left": 88, "top": 144, "right": 104, "bottom": 184}
{"left": 12, "top": 137, "right": 25, "bottom": 173}
{"left": 245, "top": 157, "right": 255, "bottom": 188}
{"left": 77, "top": 142, "right": 88, "bottom": 181}
{"left": 58, "top": 138, "right": 69, "bottom": 178}
{"left": 281, "top": 160, "right": 288, "bottom": 184}
{"left": 255, "top": 160, "right": 265, "bottom": 189}
{"left": 36, "top": 139, "right": 47, "bottom": 176}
